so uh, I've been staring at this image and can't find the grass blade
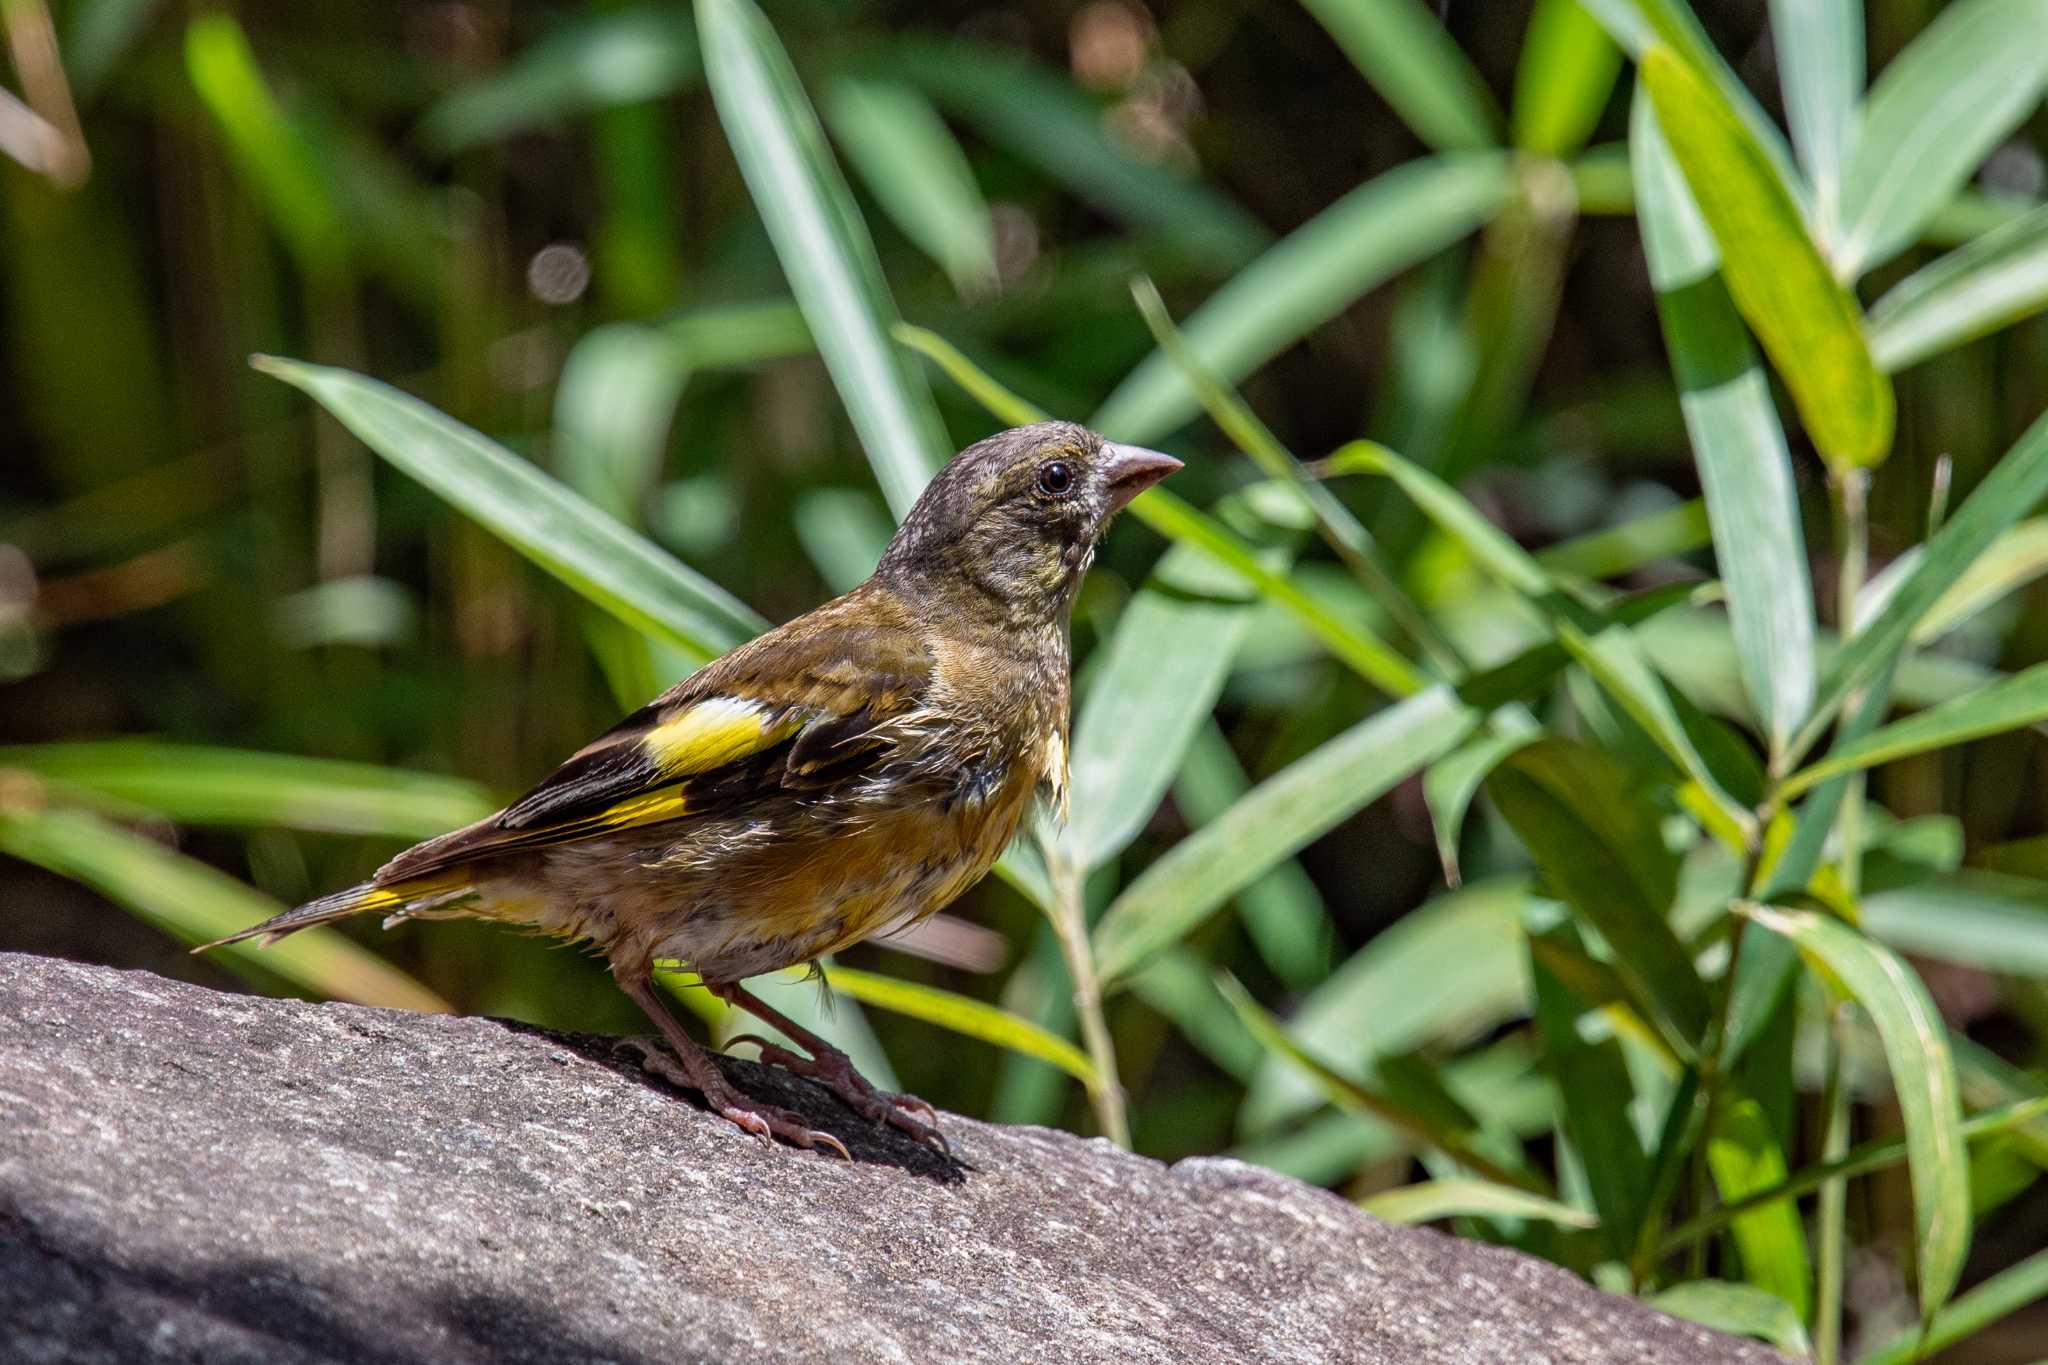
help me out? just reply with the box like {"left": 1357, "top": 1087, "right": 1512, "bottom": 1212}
{"left": 823, "top": 77, "right": 995, "bottom": 297}
{"left": 255, "top": 356, "right": 765, "bottom": 661}
{"left": 1859, "top": 1248, "right": 2048, "bottom": 1365}
{"left": 0, "top": 805, "right": 449, "bottom": 1013}
{"left": 1860, "top": 872, "right": 2048, "bottom": 978}
{"left": 1767, "top": 0, "right": 1861, "bottom": 233}
{"left": 1512, "top": 0, "right": 1624, "bottom": 157}
{"left": 1781, "top": 659, "right": 2048, "bottom": 800}
{"left": 1868, "top": 202, "right": 2048, "bottom": 371}
{"left": 1362, "top": 1178, "right": 1596, "bottom": 1227}
{"left": 698, "top": 0, "right": 947, "bottom": 518}
{"left": 1093, "top": 687, "right": 1477, "bottom": 986}
{"left": 1742, "top": 904, "right": 1971, "bottom": 1321}
{"left": 1094, "top": 154, "right": 1510, "bottom": 443}
{"left": 1641, "top": 44, "right": 1892, "bottom": 470}
{"left": 1634, "top": 90, "right": 1816, "bottom": 763}
{"left": 1835, "top": 0, "right": 2048, "bottom": 276}
{"left": 817, "top": 964, "right": 1098, "bottom": 1089}
{"left": 1299, "top": 0, "right": 1502, "bottom": 151}
{"left": 1707, "top": 1097, "right": 1813, "bottom": 1318}
{"left": 0, "top": 741, "right": 494, "bottom": 838}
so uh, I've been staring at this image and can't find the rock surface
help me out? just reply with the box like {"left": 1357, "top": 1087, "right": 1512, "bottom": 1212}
{"left": 0, "top": 952, "right": 1777, "bottom": 1364}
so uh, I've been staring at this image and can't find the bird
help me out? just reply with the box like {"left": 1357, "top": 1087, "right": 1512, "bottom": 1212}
{"left": 201, "top": 422, "right": 1180, "bottom": 1157}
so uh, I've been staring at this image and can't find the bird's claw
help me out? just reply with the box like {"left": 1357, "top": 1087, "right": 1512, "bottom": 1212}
{"left": 616, "top": 1035, "right": 850, "bottom": 1159}
{"left": 725, "top": 1032, "right": 950, "bottom": 1156}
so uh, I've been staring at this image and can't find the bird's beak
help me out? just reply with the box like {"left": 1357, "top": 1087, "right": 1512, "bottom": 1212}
{"left": 1101, "top": 443, "right": 1183, "bottom": 512}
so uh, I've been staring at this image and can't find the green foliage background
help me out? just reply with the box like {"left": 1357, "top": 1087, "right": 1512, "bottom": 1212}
{"left": 7, "top": 0, "right": 2048, "bottom": 1357}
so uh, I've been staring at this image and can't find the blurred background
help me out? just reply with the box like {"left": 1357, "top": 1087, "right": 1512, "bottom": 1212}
{"left": 5, "top": 0, "right": 2048, "bottom": 1359}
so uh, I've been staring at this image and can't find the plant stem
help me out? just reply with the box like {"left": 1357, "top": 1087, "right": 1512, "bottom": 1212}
{"left": 1815, "top": 1001, "right": 1854, "bottom": 1365}
{"left": 1044, "top": 837, "right": 1129, "bottom": 1146}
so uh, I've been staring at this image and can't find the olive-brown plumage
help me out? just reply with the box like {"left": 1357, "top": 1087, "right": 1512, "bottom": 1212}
{"left": 203, "top": 422, "right": 1178, "bottom": 1154}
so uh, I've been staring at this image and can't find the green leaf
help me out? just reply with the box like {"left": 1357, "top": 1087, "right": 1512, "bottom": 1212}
{"left": 1218, "top": 974, "right": 1543, "bottom": 1190}
{"left": 1641, "top": 43, "right": 1893, "bottom": 470}
{"left": 1634, "top": 92, "right": 1816, "bottom": 761}
{"left": 185, "top": 15, "right": 348, "bottom": 273}
{"left": 0, "top": 805, "right": 449, "bottom": 1014}
{"left": 1858, "top": 1248, "right": 2048, "bottom": 1365}
{"left": 1742, "top": 905, "right": 1971, "bottom": 1320}
{"left": 0, "top": 741, "right": 495, "bottom": 839}
{"left": 1869, "top": 203, "right": 2048, "bottom": 371}
{"left": 1511, "top": 0, "right": 1624, "bottom": 157}
{"left": 1126, "top": 949, "right": 1262, "bottom": 1080}
{"left": 815, "top": 964, "right": 1098, "bottom": 1090}
{"left": 1423, "top": 723, "right": 1539, "bottom": 886}
{"left": 1793, "top": 404, "right": 2048, "bottom": 765}
{"left": 891, "top": 323, "right": 1049, "bottom": 428}
{"left": 417, "top": 8, "right": 699, "bottom": 153}
{"left": 1707, "top": 1097, "right": 1812, "bottom": 1319}
{"left": 1527, "top": 905, "right": 1652, "bottom": 1259}
{"left": 884, "top": 37, "right": 1266, "bottom": 272}
{"left": 1835, "top": 0, "right": 2048, "bottom": 277}
{"left": 1069, "top": 499, "right": 1299, "bottom": 871}
{"left": 1766, "top": 0, "right": 1861, "bottom": 231}
{"left": 1861, "top": 871, "right": 2048, "bottom": 979}
{"left": 1329, "top": 441, "right": 1549, "bottom": 596}
{"left": 1093, "top": 154, "right": 1511, "bottom": 443}
{"left": 1914, "top": 517, "right": 2048, "bottom": 644}
{"left": 554, "top": 323, "right": 690, "bottom": 523}
{"left": 254, "top": 357, "right": 765, "bottom": 662}
{"left": 1782, "top": 659, "right": 2048, "bottom": 800}
{"left": 1646, "top": 1281, "right": 1812, "bottom": 1355}
{"left": 1241, "top": 880, "right": 1532, "bottom": 1131}
{"left": 1298, "top": 0, "right": 1502, "bottom": 151}
{"left": 823, "top": 77, "right": 995, "bottom": 297}
{"left": 697, "top": 0, "right": 948, "bottom": 519}
{"left": 1533, "top": 498, "right": 1712, "bottom": 580}
{"left": 1487, "top": 738, "right": 1712, "bottom": 1049}
{"left": 1093, "top": 687, "right": 1477, "bottom": 985}
{"left": 1362, "top": 1178, "right": 1597, "bottom": 1227}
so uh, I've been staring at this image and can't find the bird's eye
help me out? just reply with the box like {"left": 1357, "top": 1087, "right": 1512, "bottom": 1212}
{"left": 1036, "top": 461, "right": 1075, "bottom": 497}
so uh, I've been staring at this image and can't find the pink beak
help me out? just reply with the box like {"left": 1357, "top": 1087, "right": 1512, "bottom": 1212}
{"left": 1102, "top": 442, "right": 1183, "bottom": 511}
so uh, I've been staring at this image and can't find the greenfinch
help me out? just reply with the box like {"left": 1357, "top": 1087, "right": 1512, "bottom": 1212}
{"left": 204, "top": 423, "right": 1179, "bottom": 1157}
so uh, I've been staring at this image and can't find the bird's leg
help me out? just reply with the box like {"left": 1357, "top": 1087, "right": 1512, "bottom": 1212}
{"left": 712, "top": 979, "right": 948, "bottom": 1152}
{"left": 613, "top": 970, "right": 849, "bottom": 1160}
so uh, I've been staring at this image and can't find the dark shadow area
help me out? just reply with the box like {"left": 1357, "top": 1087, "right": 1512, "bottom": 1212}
{"left": 488, "top": 1017, "right": 970, "bottom": 1184}
{"left": 0, "top": 1203, "right": 692, "bottom": 1365}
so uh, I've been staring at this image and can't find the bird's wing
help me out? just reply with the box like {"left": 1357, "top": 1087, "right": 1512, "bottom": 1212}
{"left": 376, "top": 604, "right": 933, "bottom": 883}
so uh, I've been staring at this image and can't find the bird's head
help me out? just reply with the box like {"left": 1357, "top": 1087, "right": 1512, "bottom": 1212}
{"left": 877, "top": 421, "right": 1181, "bottom": 626}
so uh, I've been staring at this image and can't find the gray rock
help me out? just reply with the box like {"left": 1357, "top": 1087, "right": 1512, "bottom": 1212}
{"left": 0, "top": 952, "right": 1777, "bottom": 1364}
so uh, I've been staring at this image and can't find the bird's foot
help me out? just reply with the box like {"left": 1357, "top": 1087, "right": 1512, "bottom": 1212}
{"left": 614, "top": 1036, "right": 851, "bottom": 1160}
{"left": 725, "top": 1033, "right": 949, "bottom": 1155}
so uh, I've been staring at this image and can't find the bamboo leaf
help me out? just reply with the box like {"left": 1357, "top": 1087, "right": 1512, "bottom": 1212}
{"left": 698, "top": 0, "right": 948, "bottom": 518}
{"left": 1641, "top": 43, "right": 1893, "bottom": 470}
{"left": 254, "top": 357, "right": 765, "bottom": 662}
{"left": 0, "top": 741, "right": 495, "bottom": 839}
{"left": 1707, "top": 1097, "right": 1813, "bottom": 1319}
{"left": 1362, "top": 1178, "right": 1597, "bottom": 1227}
{"left": 816, "top": 964, "right": 1098, "bottom": 1089}
{"left": 1512, "top": 0, "right": 1624, "bottom": 157}
{"left": 1423, "top": 723, "right": 1539, "bottom": 886}
{"left": 1767, "top": 0, "right": 1861, "bottom": 232}
{"left": 1633, "top": 90, "right": 1816, "bottom": 761}
{"left": 1742, "top": 905, "right": 1971, "bottom": 1320}
{"left": 1858, "top": 1249, "right": 2048, "bottom": 1365}
{"left": 0, "top": 805, "right": 448, "bottom": 1014}
{"left": 823, "top": 77, "right": 995, "bottom": 297}
{"left": 1861, "top": 871, "right": 2048, "bottom": 978}
{"left": 1835, "top": 0, "right": 2048, "bottom": 277}
{"left": 1299, "top": 0, "right": 1503, "bottom": 151}
{"left": 1094, "top": 154, "right": 1511, "bottom": 443}
{"left": 1647, "top": 1281, "right": 1812, "bottom": 1355}
{"left": 1869, "top": 203, "right": 2048, "bottom": 371}
{"left": 1782, "top": 659, "right": 2048, "bottom": 800}
{"left": 1093, "top": 687, "right": 1477, "bottom": 985}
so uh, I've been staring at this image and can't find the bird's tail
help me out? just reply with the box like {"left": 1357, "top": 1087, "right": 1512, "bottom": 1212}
{"left": 194, "top": 874, "right": 471, "bottom": 952}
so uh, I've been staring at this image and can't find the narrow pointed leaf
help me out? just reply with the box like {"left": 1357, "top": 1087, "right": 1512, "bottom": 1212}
{"left": 1860, "top": 872, "right": 2048, "bottom": 978}
{"left": 823, "top": 77, "right": 995, "bottom": 296}
{"left": 1742, "top": 905, "right": 1970, "bottom": 1320}
{"left": 816, "top": 965, "right": 1098, "bottom": 1089}
{"left": 1782, "top": 659, "right": 2048, "bottom": 799}
{"left": 1647, "top": 1281, "right": 1812, "bottom": 1354}
{"left": 1707, "top": 1097, "right": 1812, "bottom": 1318}
{"left": 1093, "top": 687, "right": 1477, "bottom": 985}
{"left": 1512, "top": 0, "right": 1624, "bottom": 156}
{"left": 1869, "top": 203, "right": 2048, "bottom": 371}
{"left": 698, "top": 0, "right": 948, "bottom": 518}
{"left": 1299, "top": 0, "right": 1502, "bottom": 151}
{"left": 255, "top": 357, "right": 764, "bottom": 660}
{"left": 1835, "top": 0, "right": 2048, "bottom": 277}
{"left": 1641, "top": 44, "right": 1893, "bottom": 469}
{"left": 0, "top": 806, "right": 449, "bottom": 1014}
{"left": 1858, "top": 1248, "right": 2048, "bottom": 1365}
{"left": 1424, "top": 724, "right": 1539, "bottom": 885}
{"left": 1363, "top": 1178, "right": 1596, "bottom": 1227}
{"left": 1094, "top": 154, "right": 1510, "bottom": 443}
{"left": 1767, "top": 0, "right": 1861, "bottom": 229}
{"left": 1634, "top": 91, "right": 1816, "bottom": 758}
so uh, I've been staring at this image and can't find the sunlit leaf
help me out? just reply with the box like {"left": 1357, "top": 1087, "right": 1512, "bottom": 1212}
{"left": 824, "top": 76, "right": 995, "bottom": 296}
{"left": 1706, "top": 1097, "right": 1812, "bottom": 1319}
{"left": 1782, "top": 659, "right": 2048, "bottom": 800}
{"left": 1511, "top": 0, "right": 1623, "bottom": 157}
{"left": 1767, "top": 0, "right": 1860, "bottom": 233}
{"left": 1299, "top": 0, "right": 1502, "bottom": 151}
{"left": 1869, "top": 203, "right": 2048, "bottom": 371}
{"left": 1647, "top": 1281, "right": 1812, "bottom": 1355}
{"left": 1362, "top": 1178, "right": 1596, "bottom": 1227}
{"left": 814, "top": 964, "right": 1099, "bottom": 1089}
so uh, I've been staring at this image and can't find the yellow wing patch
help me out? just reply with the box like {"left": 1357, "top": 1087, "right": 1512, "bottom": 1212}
{"left": 643, "top": 697, "right": 802, "bottom": 777}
